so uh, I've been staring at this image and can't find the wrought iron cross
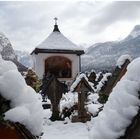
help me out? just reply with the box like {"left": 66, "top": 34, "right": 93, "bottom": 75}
{"left": 54, "top": 17, "right": 58, "bottom": 25}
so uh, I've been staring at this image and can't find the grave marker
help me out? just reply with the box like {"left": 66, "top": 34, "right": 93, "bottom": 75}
{"left": 71, "top": 77, "right": 94, "bottom": 123}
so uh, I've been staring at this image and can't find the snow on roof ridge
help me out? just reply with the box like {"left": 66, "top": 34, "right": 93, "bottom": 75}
{"left": 70, "top": 73, "right": 95, "bottom": 92}
{"left": 37, "top": 31, "right": 82, "bottom": 50}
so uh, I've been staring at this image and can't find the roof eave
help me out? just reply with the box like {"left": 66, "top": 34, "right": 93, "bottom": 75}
{"left": 30, "top": 48, "right": 85, "bottom": 55}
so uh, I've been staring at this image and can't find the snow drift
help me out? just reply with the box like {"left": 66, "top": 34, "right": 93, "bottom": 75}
{"left": 0, "top": 55, "right": 44, "bottom": 136}
{"left": 89, "top": 57, "right": 140, "bottom": 138}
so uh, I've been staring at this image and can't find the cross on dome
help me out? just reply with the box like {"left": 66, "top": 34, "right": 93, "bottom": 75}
{"left": 53, "top": 17, "right": 60, "bottom": 32}
{"left": 54, "top": 17, "right": 58, "bottom": 25}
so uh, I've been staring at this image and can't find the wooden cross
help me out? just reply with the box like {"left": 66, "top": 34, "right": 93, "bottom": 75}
{"left": 71, "top": 77, "right": 93, "bottom": 122}
{"left": 54, "top": 17, "right": 58, "bottom": 25}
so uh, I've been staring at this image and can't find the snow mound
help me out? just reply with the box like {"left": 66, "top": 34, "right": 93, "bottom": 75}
{"left": 89, "top": 57, "right": 140, "bottom": 139}
{"left": 0, "top": 57, "right": 44, "bottom": 136}
{"left": 37, "top": 31, "right": 82, "bottom": 50}
{"left": 87, "top": 103, "right": 103, "bottom": 116}
{"left": 116, "top": 54, "right": 132, "bottom": 68}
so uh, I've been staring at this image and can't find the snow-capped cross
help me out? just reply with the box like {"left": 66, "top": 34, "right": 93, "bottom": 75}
{"left": 54, "top": 17, "right": 58, "bottom": 25}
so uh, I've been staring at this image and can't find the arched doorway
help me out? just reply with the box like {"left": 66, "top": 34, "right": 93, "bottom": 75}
{"left": 45, "top": 56, "right": 72, "bottom": 78}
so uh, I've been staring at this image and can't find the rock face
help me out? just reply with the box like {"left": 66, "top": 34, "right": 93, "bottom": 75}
{"left": 0, "top": 33, "right": 27, "bottom": 72}
{"left": 81, "top": 25, "right": 140, "bottom": 72}
{"left": 0, "top": 33, "right": 17, "bottom": 60}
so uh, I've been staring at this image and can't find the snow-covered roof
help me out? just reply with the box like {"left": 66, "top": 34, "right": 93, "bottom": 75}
{"left": 36, "top": 25, "right": 83, "bottom": 51}
{"left": 70, "top": 73, "right": 94, "bottom": 92}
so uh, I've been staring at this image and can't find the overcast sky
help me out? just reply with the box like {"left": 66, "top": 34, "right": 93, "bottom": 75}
{"left": 0, "top": 1, "right": 140, "bottom": 52}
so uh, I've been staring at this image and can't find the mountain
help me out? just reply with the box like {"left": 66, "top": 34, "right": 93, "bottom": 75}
{"left": 125, "top": 25, "right": 140, "bottom": 40}
{"left": 81, "top": 25, "right": 140, "bottom": 72}
{"left": 15, "top": 50, "right": 32, "bottom": 68}
{"left": 0, "top": 33, "right": 27, "bottom": 72}
{"left": 0, "top": 33, "right": 17, "bottom": 60}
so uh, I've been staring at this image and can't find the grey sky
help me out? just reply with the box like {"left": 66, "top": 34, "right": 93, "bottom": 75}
{"left": 0, "top": 1, "right": 140, "bottom": 52}
{"left": 87, "top": 1, "right": 140, "bottom": 33}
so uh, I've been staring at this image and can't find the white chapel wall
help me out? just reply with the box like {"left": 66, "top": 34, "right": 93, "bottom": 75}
{"left": 32, "top": 53, "right": 80, "bottom": 82}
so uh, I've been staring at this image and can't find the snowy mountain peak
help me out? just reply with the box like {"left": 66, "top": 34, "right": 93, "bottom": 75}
{"left": 0, "top": 33, "right": 28, "bottom": 72}
{"left": 132, "top": 25, "right": 140, "bottom": 32}
{"left": 0, "top": 33, "right": 17, "bottom": 60}
{"left": 126, "top": 25, "right": 140, "bottom": 39}
{"left": 82, "top": 24, "right": 140, "bottom": 72}
{"left": 0, "top": 33, "right": 11, "bottom": 49}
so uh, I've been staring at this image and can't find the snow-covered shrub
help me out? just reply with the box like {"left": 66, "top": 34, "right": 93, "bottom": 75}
{"left": 60, "top": 92, "right": 78, "bottom": 112}
{"left": 86, "top": 93, "right": 103, "bottom": 116}
{"left": 59, "top": 91, "right": 78, "bottom": 119}
{"left": 89, "top": 57, "right": 140, "bottom": 139}
{"left": 0, "top": 56, "right": 44, "bottom": 136}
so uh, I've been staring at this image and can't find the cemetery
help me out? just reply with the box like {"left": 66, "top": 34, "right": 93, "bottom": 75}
{"left": 0, "top": 18, "right": 140, "bottom": 139}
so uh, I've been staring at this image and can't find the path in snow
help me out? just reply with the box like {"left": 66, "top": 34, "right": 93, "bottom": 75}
{"left": 41, "top": 110, "right": 89, "bottom": 139}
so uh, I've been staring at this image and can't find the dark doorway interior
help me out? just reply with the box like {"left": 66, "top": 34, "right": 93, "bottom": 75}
{"left": 45, "top": 56, "right": 72, "bottom": 78}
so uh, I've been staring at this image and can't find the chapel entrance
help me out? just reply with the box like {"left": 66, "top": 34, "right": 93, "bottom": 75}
{"left": 45, "top": 56, "right": 72, "bottom": 78}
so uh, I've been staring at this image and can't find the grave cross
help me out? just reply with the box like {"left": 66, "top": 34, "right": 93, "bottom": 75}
{"left": 72, "top": 77, "right": 93, "bottom": 123}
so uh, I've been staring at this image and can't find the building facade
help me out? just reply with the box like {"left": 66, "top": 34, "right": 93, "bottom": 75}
{"left": 31, "top": 19, "right": 84, "bottom": 85}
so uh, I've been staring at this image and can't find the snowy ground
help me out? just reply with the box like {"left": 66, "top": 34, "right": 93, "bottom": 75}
{"left": 41, "top": 109, "right": 90, "bottom": 139}
{"left": 1, "top": 55, "right": 140, "bottom": 139}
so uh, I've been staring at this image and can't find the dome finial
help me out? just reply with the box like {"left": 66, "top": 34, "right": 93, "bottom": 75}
{"left": 53, "top": 17, "right": 60, "bottom": 32}
{"left": 54, "top": 17, "right": 58, "bottom": 25}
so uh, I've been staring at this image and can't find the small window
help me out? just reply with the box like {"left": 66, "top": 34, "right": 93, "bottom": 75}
{"left": 45, "top": 56, "right": 72, "bottom": 78}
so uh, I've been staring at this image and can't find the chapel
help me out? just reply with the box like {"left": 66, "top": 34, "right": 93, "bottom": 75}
{"left": 31, "top": 18, "right": 84, "bottom": 85}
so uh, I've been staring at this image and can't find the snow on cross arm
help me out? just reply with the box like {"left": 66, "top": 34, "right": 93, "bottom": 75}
{"left": 116, "top": 54, "right": 132, "bottom": 68}
{"left": 70, "top": 73, "right": 95, "bottom": 92}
